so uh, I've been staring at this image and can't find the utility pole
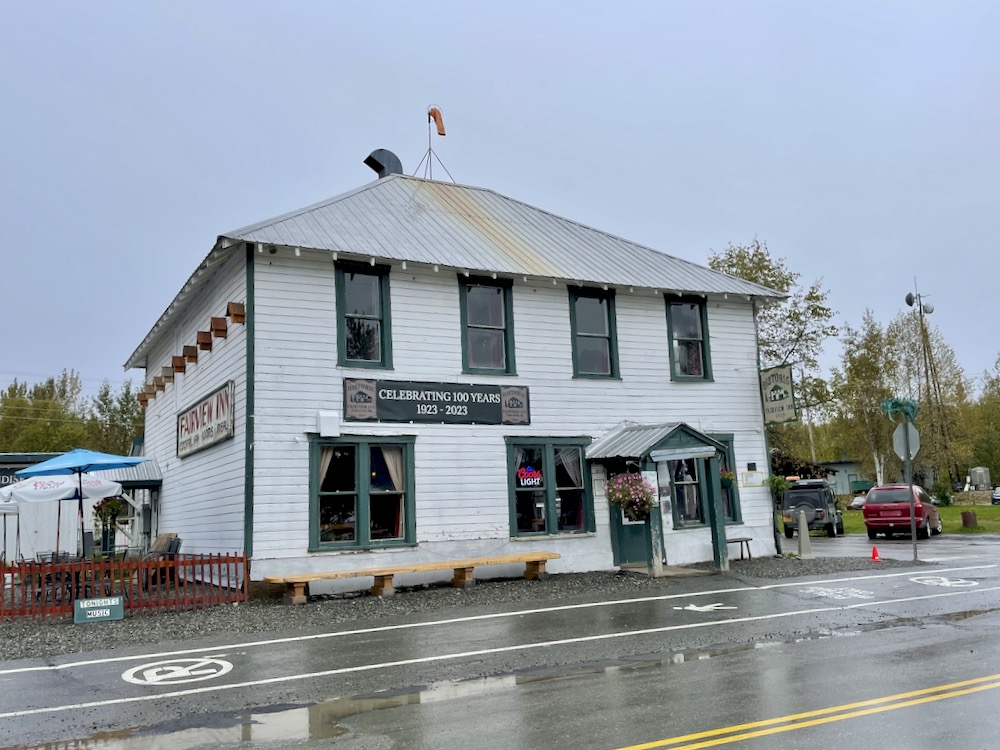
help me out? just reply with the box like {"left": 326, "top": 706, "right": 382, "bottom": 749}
{"left": 906, "top": 286, "right": 957, "bottom": 488}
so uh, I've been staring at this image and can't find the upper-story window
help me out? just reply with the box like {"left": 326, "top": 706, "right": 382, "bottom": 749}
{"left": 666, "top": 296, "right": 712, "bottom": 381}
{"left": 460, "top": 278, "right": 516, "bottom": 375}
{"left": 569, "top": 287, "right": 619, "bottom": 378}
{"left": 336, "top": 263, "right": 392, "bottom": 369}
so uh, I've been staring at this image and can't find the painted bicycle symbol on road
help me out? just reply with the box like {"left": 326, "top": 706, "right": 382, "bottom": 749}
{"left": 909, "top": 576, "right": 979, "bottom": 588}
{"left": 122, "top": 657, "right": 233, "bottom": 686}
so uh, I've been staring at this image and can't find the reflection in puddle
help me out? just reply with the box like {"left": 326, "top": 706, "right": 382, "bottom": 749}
{"left": 14, "top": 610, "right": 997, "bottom": 749}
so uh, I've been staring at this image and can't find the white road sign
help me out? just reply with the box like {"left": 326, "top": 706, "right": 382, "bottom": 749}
{"left": 893, "top": 422, "right": 920, "bottom": 461}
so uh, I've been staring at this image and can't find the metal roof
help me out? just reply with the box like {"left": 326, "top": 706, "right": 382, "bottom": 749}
{"left": 90, "top": 458, "right": 162, "bottom": 487}
{"left": 126, "top": 174, "right": 784, "bottom": 370}
{"left": 586, "top": 422, "right": 685, "bottom": 460}
{"left": 226, "top": 174, "right": 782, "bottom": 297}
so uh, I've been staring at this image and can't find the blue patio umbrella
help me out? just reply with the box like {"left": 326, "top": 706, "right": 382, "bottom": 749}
{"left": 16, "top": 449, "right": 146, "bottom": 556}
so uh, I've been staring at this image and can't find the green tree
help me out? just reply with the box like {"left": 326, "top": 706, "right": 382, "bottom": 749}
{"left": 708, "top": 238, "right": 839, "bottom": 373}
{"left": 708, "top": 238, "right": 839, "bottom": 466}
{"left": 0, "top": 371, "right": 143, "bottom": 454}
{"left": 86, "top": 380, "right": 144, "bottom": 455}
{"left": 971, "top": 356, "right": 1000, "bottom": 480}
{"left": 828, "top": 312, "right": 897, "bottom": 484}
{"left": 885, "top": 310, "right": 970, "bottom": 486}
{"left": 0, "top": 371, "right": 87, "bottom": 451}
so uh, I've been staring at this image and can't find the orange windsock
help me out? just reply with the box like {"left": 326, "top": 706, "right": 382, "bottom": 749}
{"left": 428, "top": 106, "right": 446, "bottom": 136}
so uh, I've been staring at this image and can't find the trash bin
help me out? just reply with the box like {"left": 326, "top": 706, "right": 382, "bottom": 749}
{"left": 961, "top": 511, "right": 978, "bottom": 528}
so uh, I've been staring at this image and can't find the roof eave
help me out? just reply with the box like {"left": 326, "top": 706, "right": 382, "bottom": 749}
{"left": 124, "top": 238, "right": 237, "bottom": 371}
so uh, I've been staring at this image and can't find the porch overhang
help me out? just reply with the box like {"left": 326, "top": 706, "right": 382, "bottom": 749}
{"left": 586, "top": 421, "right": 726, "bottom": 462}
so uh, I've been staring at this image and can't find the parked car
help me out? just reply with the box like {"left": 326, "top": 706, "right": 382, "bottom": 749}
{"left": 848, "top": 494, "right": 866, "bottom": 510}
{"left": 780, "top": 479, "right": 844, "bottom": 538}
{"left": 862, "top": 484, "right": 943, "bottom": 540}
{"left": 991, "top": 487, "right": 1000, "bottom": 505}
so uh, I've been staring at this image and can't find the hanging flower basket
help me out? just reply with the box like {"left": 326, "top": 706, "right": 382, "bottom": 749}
{"left": 606, "top": 473, "right": 656, "bottom": 521}
{"left": 720, "top": 470, "right": 735, "bottom": 490}
{"left": 93, "top": 496, "right": 125, "bottom": 527}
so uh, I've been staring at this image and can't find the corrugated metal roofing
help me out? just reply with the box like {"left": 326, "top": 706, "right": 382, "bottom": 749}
{"left": 586, "top": 422, "right": 684, "bottom": 460}
{"left": 126, "top": 173, "right": 784, "bottom": 370}
{"left": 90, "top": 459, "right": 162, "bottom": 486}
{"left": 225, "top": 174, "right": 782, "bottom": 297}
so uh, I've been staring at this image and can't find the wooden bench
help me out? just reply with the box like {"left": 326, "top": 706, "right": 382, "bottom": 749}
{"left": 726, "top": 536, "right": 752, "bottom": 561}
{"left": 264, "top": 551, "right": 561, "bottom": 605}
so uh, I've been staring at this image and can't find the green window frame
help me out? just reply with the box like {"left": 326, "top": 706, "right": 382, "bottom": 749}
{"left": 666, "top": 295, "right": 712, "bottom": 381}
{"left": 711, "top": 434, "right": 742, "bottom": 524}
{"left": 569, "top": 287, "right": 619, "bottom": 378}
{"left": 459, "top": 276, "right": 516, "bottom": 375}
{"left": 309, "top": 435, "right": 416, "bottom": 550}
{"left": 336, "top": 262, "right": 393, "bottom": 369}
{"left": 670, "top": 456, "right": 705, "bottom": 528}
{"left": 506, "top": 437, "right": 595, "bottom": 537}
{"left": 668, "top": 439, "right": 741, "bottom": 527}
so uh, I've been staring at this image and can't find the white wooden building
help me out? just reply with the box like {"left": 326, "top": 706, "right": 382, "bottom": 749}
{"left": 126, "top": 152, "right": 783, "bottom": 590}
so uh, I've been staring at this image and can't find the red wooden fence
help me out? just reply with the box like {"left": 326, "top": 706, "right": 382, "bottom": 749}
{"left": 1, "top": 553, "right": 247, "bottom": 620}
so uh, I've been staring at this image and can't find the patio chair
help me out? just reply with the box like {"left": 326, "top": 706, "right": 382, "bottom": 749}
{"left": 141, "top": 536, "right": 182, "bottom": 589}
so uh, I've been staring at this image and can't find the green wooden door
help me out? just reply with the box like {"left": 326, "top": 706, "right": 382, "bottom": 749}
{"left": 611, "top": 508, "right": 650, "bottom": 566}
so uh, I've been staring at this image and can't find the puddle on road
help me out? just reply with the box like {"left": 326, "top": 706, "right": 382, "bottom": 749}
{"left": 11, "top": 608, "right": 999, "bottom": 749}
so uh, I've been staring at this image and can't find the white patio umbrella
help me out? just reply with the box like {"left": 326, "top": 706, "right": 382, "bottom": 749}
{"left": 15, "top": 450, "right": 143, "bottom": 557}
{"left": 0, "top": 474, "right": 122, "bottom": 557}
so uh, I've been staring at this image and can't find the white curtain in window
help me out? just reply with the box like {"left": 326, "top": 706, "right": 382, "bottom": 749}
{"left": 320, "top": 447, "right": 334, "bottom": 485}
{"left": 556, "top": 447, "right": 582, "bottom": 487}
{"left": 515, "top": 446, "right": 525, "bottom": 471}
{"left": 380, "top": 446, "right": 404, "bottom": 492}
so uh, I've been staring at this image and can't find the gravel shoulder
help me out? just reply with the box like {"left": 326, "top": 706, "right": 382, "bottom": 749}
{"left": 0, "top": 554, "right": 931, "bottom": 663}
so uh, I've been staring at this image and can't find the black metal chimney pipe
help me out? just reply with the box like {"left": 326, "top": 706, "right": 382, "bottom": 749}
{"left": 364, "top": 149, "right": 403, "bottom": 178}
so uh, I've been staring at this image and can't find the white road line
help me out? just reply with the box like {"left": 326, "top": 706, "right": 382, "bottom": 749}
{"left": 2, "top": 583, "right": 999, "bottom": 720}
{"left": 1, "top": 564, "right": 993, "bottom": 676}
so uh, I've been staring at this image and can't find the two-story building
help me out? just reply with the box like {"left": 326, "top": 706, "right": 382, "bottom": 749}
{"left": 125, "top": 150, "right": 783, "bottom": 591}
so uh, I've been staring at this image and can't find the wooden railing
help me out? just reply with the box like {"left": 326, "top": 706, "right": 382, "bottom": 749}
{"left": 1, "top": 553, "right": 247, "bottom": 620}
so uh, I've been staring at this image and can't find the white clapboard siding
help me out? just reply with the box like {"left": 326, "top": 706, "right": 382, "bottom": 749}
{"left": 140, "top": 251, "right": 247, "bottom": 555}
{"left": 249, "top": 259, "right": 772, "bottom": 576}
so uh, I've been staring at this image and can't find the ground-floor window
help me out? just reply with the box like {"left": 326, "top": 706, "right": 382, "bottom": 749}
{"left": 506, "top": 438, "right": 594, "bottom": 536}
{"left": 670, "top": 435, "right": 742, "bottom": 528}
{"left": 713, "top": 434, "right": 742, "bottom": 524}
{"left": 310, "top": 436, "right": 415, "bottom": 549}
{"left": 673, "top": 457, "right": 703, "bottom": 526}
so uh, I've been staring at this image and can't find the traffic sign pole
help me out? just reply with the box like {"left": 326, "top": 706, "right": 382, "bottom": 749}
{"left": 903, "top": 421, "right": 918, "bottom": 562}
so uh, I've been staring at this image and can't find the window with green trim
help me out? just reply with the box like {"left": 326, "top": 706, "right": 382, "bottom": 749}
{"left": 312, "top": 436, "right": 415, "bottom": 549}
{"left": 460, "top": 278, "right": 516, "bottom": 374}
{"left": 712, "top": 434, "right": 742, "bottom": 523}
{"left": 666, "top": 297, "right": 711, "bottom": 380}
{"left": 507, "top": 438, "right": 594, "bottom": 536}
{"left": 569, "top": 287, "right": 618, "bottom": 378}
{"left": 336, "top": 263, "right": 392, "bottom": 368}
{"left": 672, "top": 458, "right": 704, "bottom": 527}
{"left": 668, "top": 441, "right": 741, "bottom": 528}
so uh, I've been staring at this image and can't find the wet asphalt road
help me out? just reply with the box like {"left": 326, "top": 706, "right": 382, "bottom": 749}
{"left": 3, "top": 534, "right": 1000, "bottom": 749}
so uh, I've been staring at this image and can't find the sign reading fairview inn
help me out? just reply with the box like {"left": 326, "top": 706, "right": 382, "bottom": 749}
{"left": 344, "top": 379, "right": 530, "bottom": 425}
{"left": 177, "top": 381, "right": 236, "bottom": 457}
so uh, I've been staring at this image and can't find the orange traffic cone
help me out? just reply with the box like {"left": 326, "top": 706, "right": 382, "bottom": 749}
{"left": 871, "top": 546, "right": 881, "bottom": 562}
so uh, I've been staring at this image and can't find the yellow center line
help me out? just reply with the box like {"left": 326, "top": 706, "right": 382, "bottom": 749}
{"left": 617, "top": 673, "right": 1000, "bottom": 750}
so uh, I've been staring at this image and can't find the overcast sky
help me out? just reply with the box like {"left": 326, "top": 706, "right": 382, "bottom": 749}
{"left": 2, "top": 1, "right": 997, "bottom": 402}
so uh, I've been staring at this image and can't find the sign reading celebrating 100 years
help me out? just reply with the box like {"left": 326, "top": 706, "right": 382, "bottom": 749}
{"left": 344, "top": 379, "right": 530, "bottom": 425}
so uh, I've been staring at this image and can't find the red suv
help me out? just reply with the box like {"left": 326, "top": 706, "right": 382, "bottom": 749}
{"left": 863, "top": 485, "right": 943, "bottom": 540}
